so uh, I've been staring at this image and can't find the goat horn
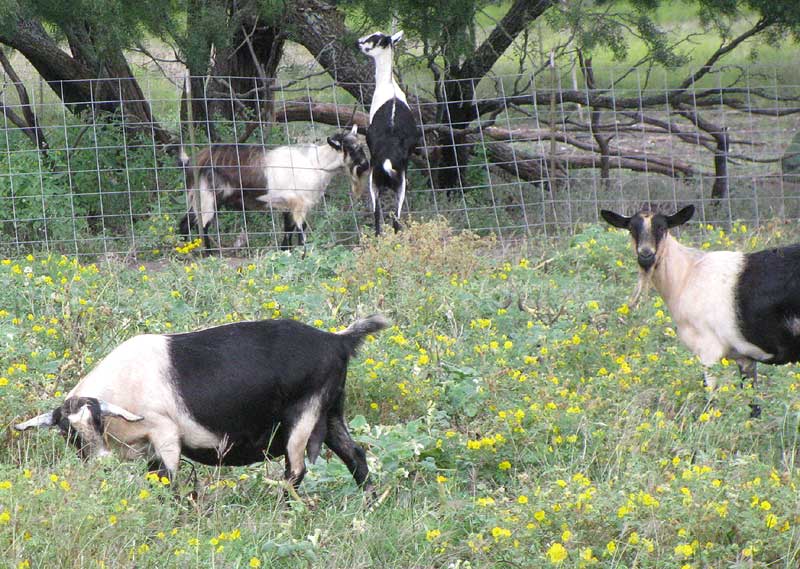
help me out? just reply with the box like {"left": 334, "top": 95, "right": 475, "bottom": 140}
{"left": 14, "top": 411, "right": 56, "bottom": 431}
{"left": 99, "top": 401, "right": 144, "bottom": 422}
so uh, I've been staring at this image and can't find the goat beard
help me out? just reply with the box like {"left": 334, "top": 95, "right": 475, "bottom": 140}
{"left": 629, "top": 266, "right": 654, "bottom": 309}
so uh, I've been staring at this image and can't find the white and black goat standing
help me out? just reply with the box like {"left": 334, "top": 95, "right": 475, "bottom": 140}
{"left": 15, "top": 315, "right": 389, "bottom": 493}
{"left": 358, "top": 30, "right": 419, "bottom": 235}
{"left": 602, "top": 205, "right": 800, "bottom": 417}
{"left": 178, "top": 125, "right": 369, "bottom": 251}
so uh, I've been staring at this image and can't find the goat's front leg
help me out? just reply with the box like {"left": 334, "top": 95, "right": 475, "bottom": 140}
{"left": 736, "top": 358, "right": 761, "bottom": 418}
{"left": 232, "top": 229, "right": 249, "bottom": 250}
{"left": 699, "top": 367, "right": 722, "bottom": 418}
{"left": 148, "top": 426, "right": 182, "bottom": 490}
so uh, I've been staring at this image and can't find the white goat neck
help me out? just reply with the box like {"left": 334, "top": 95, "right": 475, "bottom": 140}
{"left": 651, "top": 234, "right": 704, "bottom": 307}
{"left": 314, "top": 142, "right": 346, "bottom": 172}
{"left": 369, "top": 49, "right": 408, "bottom": 122}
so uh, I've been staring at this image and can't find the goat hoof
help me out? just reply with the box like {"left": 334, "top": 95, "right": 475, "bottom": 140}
{"left": 365, "top": 486, "right": 390, "bottom": 511}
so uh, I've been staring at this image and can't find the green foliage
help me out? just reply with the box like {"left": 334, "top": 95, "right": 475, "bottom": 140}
{"left": 1, "top": 0, "right": 178, "bottom": 56}
{"left": 341, "top": 0, "right": 487, "bottom": 69}
{"left": 0, "top": 124, "right": 183, "bottom": 254}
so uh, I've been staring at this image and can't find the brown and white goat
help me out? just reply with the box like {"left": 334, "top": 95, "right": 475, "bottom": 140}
{"left": 15, "top": 315, "right": 389, "bottom": 492}
{"left": 602, "top": 205, "right": 800, "bottom": 417}
{"left": 179, "top": 125, "right": 369, "bottom": 251}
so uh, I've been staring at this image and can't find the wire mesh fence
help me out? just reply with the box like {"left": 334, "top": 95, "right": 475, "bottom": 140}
{"left": 1, "top": 65, "right": 799, "bottom": 258}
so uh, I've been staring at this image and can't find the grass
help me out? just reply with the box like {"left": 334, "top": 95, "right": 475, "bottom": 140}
{"left": 1, "top": 219, "right": 800, "bottom": 567}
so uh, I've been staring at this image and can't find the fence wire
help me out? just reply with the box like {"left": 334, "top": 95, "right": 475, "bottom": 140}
{"left": 1, "top": 66, "right": 799, "bottom": 258}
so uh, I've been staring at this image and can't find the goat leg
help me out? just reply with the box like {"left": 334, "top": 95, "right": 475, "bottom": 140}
{"left": 280, "top": 212, "right": 294, "bottom": 250}
{"left": 392, "top": 175, "right": 406, "bottom": 232}
{"left": 737, "top": 359, "right": 761, "bottom": 418}
{"left": 369, "top": 170, "right": 382, "bottom": 236}
{"left": 299, "top": 222, "right": 308, "bottom": 259}
{"left": 232, "top": 229, "right": 249, "bottom": 251}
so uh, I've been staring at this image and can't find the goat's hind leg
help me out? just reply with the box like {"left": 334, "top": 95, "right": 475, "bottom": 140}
{"left": 283, "top": 402, "right": 323, "bottom": 491}
{"left": 325, "top": 412, "right": 371, "bottom": 493}
{"left": 298, "top": 221, "right": 308, "bottom": 259}
{"left": 178, "top": 212, "right": 193, "bottom": 237}
{"left": 280, "top": 212, "right": 295, "bottom": 250}
{"left": 178, "top": 210, "right": 212, "bottom": 252}
{"left": 737, "top": 359, "right": 761, "bottom": 418}
{"left": 391, "top": 173, "right": 406, "bottom": 233}
{"left": 369, "top": 170, "right": 383, "bottom": 236}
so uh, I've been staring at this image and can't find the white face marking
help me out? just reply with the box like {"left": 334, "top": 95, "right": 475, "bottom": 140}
{"left": 357, "top": 33, "right": 384, "bottom": 56}
{"left": 67, "top": 405, "right": 93, "bottom": 432}
{"left": 636, "top": 215, "right": 656, "bottom": 257}
{"left": 67, "top": 404, "right": 110, "bottom": 458}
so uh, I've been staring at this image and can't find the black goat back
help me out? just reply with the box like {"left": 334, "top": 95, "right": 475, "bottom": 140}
{"left": 367, "top": 99, "right": 418, "bottom": 191}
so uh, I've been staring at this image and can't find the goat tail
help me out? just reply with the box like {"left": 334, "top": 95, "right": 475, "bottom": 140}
{"left": 382, "top": 159, "right": 397, "bottom": 178}
{"left": 178, "top": 147, "right": 194, "bottom": 236}
{"left": 338, "top": 314, "right": 390, "bottom": 354}
{"left": 179, "top": 146, "right": 191, "bottom": 167}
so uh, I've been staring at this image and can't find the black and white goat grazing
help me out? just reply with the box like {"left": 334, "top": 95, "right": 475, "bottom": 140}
{"left": 358, "top": 30, "right": 418, "bottom": 235}
{"left": 602, "top": 205, "right": 800, "bottom": 417}
{"left": 15, "top": 315, "right": 389, "bottom": 492}
{"left": 179, "top": 125, "right": 369, "bottom": 251}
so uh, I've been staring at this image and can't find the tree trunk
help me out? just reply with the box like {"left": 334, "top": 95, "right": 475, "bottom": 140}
{"left": 436, "top": 82, "right": 478, "bottom": 193}
{"left": 284, "top": 0, "right": 375, "bottom": 106}
{"left": 0, "top": 19, "right": 95, "bottom": 109}
{"left": 211, "top": 21, "right": 284, "bottom": 122}
{"left": 0, "top": 17, "right": 171, "bottom": 145}
{"left": 432, "top": 0, "right": 554, "bottom": 194}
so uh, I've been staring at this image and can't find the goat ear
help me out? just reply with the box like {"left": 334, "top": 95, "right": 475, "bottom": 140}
{"left": 600, "top": 210, "right": 631, "bottom": 229}
{"left": 99, "top": 401, "right": 143, "bottom": 422}
{"left": 14, "top": 410, "right": 58, "bottom": 431}
{"left": 327, "top": 136, "right": 342, "bottom": 150}
{"left": 666, "top": 205, "right": 695, "bottom": 228}
{"left": 391, "top": 30, "right": 404, "bottom": 44}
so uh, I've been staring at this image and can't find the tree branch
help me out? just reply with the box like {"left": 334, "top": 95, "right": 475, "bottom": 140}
{"left": 0, "top": 48, "right": 49, "bottom": 152}
{"left": 678, "top": 17, "right": 773, "bottom": 91}
{"left": 458, "top": 0, "right": 554, "bottom": 80}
